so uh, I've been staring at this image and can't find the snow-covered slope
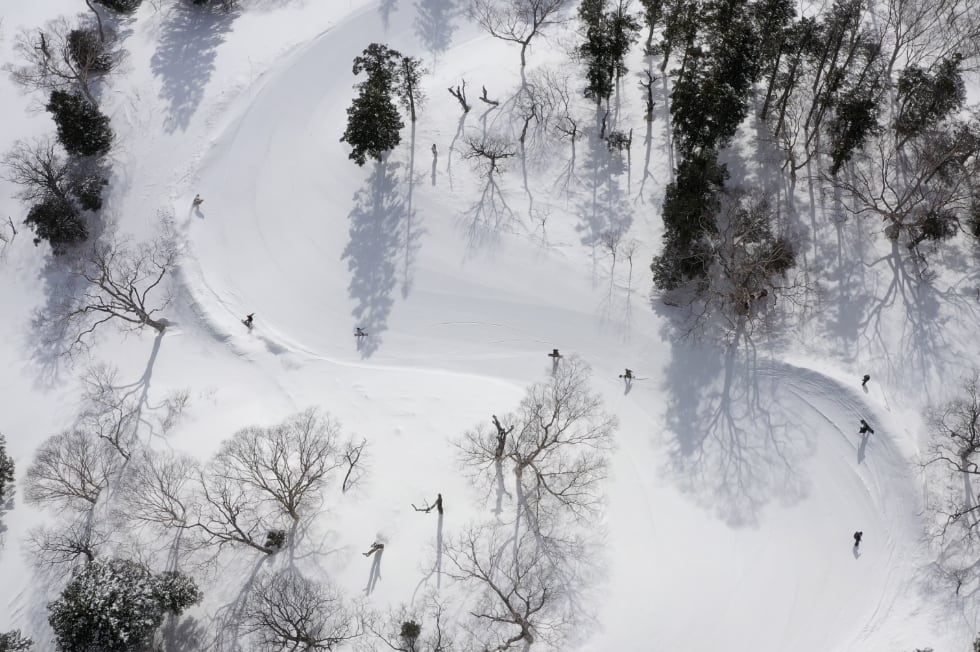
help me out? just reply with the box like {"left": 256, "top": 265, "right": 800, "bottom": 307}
{"left": 0, "top": 0, "right": 977, "bottom": 650}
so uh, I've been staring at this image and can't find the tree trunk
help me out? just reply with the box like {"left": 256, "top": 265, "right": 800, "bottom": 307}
{"left": 84, "top": 0, "right": 106, "bottom": 43}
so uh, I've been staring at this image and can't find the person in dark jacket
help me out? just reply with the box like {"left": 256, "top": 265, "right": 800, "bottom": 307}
{"left": 853, "top": 531, "right": 863, "bottom": 548}
{"left": 861, "top": 374, "right": 871, "bottom": 387}
{"left": 859, "top": 419, "right": 874, "bottom": 435}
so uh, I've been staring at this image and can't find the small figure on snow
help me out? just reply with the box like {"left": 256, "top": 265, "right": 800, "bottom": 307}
{"left": 858, "top": 419, "right": 874, "bottom": 435}
{"left": 243, "top": 313, "right": 254, "bottom": 329}
{"left": 619, "top": 368, "right": 634, "bottom": 381}
{"left": 192, "top": 194, "right": 204, "bottom": 207}
{"left": 432, "top": 493, "right": 443, "bottom": 515}
{"left": 548, "top": 348, "right": 562, "bottom": 360}
{"left": 861, "top": 374, "right": 871, "bottom": 388}
{"left": 363, "top": 542, "right": 385, "bottom": 557}
{"left": 431, "top": 144, "right": 438, "bottom": 158}
{"left": 853, "top": 531, "right": 863, "bottom": 548}
{"left": 355, "top": 327, "right": 368, "bottom": 338}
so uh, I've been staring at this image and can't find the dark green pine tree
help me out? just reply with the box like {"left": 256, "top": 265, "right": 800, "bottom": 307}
{"left": 652, "top": 150, "right": 728, "bottom": 290}
{"left": 607, "top": 1, "right": 641, "bottom": 88}
{"left": 341, "top": 43, "right": 405, "bottom": 166}
{"left": 895, "top": 54, "right": 966, "bottom": 142}
{"left": 638, "top": 0, "right": 665, "bottom": 54}
{"left": 579, "top": 0, "right": 615, "bottom": 106}
{"left": 97, "top": 0, "right": 142, "bottom": 12}
{"left": 0, "top": 433, "right": 14, "bottom": 503}
{"left": 25, "top": 196, "right": 88, "bottom": 254}
{"left": 48, "top": 558, "right": 201, "bottom": 652}
{"left": 45, "top": 91, "right": 113, "bottom": 157}
{"left": 828, "top": 88, "right": 880, "bottom": 174}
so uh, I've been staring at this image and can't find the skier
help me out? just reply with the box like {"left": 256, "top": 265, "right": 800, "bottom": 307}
{"left": 355, "top": 327, "right": 367, "bottom": 338}
{"left": 431, "top": 144, "right": 437, "bottom": 158}
{"left": 548, "top": 348, "right": 562, "bottom": 360}
{"left": 363, "top": 542, "right": 385, "bottom": 557}
{"left": 192, "top": 194, "right": 204, "bottom": 207}
{"left": 243, "top": 313, "right": 254, "bottom": 329}
{"left": 433, "top": 493, "right": 443, "bottom": 515}
{"left": 853, "top": 531, "right": 863, "bottom": 548}
{"left": 619, "top": 368, "right": 634, "bottom": 380}
{"left": 861, "top": 374, "right": 871, "bottom": 387}
{"left": 858, "top": 419, "right": 874, "bottom": 435}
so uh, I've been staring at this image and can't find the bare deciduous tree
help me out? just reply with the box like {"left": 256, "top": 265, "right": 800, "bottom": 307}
{"left": 4, "top": 138, "right": 72, "bottom": 205}
{"left": 26, "top": 516, "right": 109, "bottom": 567}
{"left": 465, "top": 136, "right": 517, "bottom": 177}
{"left": 5, "top": 18, "right": 118, "bottom": 105}
{"left": 367, "top": 595, "right": 455, "bottom": 652}
{"left": 706, "top": 190, "right": 798, "bottom": 319}
{"left": 24, "top": 428, "right": 117, "bottom": 512}
{"left": 210, "top": 408, "right": 348, "bottom": 521}
{"left": 341, "top": 438, "right": 368, "bottom": 493}
{"left": 117, "top": 450, "right": 196, "bottom": 532}
{"left": 244, "top": 569, "right": 361, "bottom": 651}
{"left": 79, "top": 363, "right": 140, "bottom": 460}
{"left": 459, "top": 355, "right": 617, "bottom": 529}
{"left": 446, "top": 523, "right": 569, "bottom": 651}
{"left": 925, "top": 371, "right": 980, "bottom": 536}
{"left": 470, "top": 0, "right": 572, "bottom": 70}
{"left": 47, "top": 233, "right": 177, "bottom": 353}
{"left": 832, "top": 117, "right": 980, "bottom": 257}
{"left": 189, "top": 469, "right": 284, "bottom": 555}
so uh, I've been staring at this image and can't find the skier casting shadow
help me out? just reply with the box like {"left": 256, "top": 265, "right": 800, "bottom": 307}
{"left": 548, "top": 348, "right": 562, "bottom": 374}
{"left": 852, "top": 531, "right": 863, "bottom": 559}
{"left": 619, "top": 368, "right": 634, "bottom": 394}
{"left": 364, "top": 542, "right": 384, "bottom": 595}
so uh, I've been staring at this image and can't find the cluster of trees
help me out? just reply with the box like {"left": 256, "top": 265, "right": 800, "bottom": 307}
{"left": 647, "top": 0, "right": 797, "bottom": 330}
{"left": 2, "top": 2, "right": 135, "bottom": 253}
{"left": 579, "top": 0, "right": 641, "bottom": 108}
{"left": 17, "top": 404, "right": 367, "bottom": 649}
{"left": 454, "top": 356, "right": 617, "bottom": 649}
{"left": 643, "top": 0, "right": 980, "bottom": 330}
{"left": 341, "top": 44, "right": 426, "bottom": 166}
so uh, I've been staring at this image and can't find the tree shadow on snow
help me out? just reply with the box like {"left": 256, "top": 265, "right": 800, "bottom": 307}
{"left": 342, "top": 158, "right": 406, "bottom": 357}
{"left": 150, "top": 3, "right": 237, "bottom": 133}
{"left": 414, "top": 0, "right": 459, "bottom": 60}
{"left": 576, "top": 116, "right": 633, "bottom": 278}
{"left": 209, "top": 555, "right": 269, "bottom": 651}
{"left": 658, "top": 336, "right": 813, "bottom": 527}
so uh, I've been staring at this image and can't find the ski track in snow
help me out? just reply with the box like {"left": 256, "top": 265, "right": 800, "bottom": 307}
{"left": 0, "top": 0, "right": 971, "bottom": 649}
{"left": 167, "top": 4, "right": 944, "bottom": 647}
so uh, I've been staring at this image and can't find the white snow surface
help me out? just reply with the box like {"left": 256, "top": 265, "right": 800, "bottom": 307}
{"left": 1, "top": 0, "right": 978, "bottom": 650}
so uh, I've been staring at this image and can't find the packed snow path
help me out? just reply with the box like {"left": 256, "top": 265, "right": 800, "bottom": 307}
{"left": 160, "top": 4, "right": 956, "bottom": 650}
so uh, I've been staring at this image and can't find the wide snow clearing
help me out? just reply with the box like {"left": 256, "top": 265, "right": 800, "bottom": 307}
{"left": 1, "top": 1, "right": 977, "bottom": 650}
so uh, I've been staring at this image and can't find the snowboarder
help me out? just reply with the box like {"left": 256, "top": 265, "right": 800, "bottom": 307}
{"left": 548, "top": 348, "right": 562, "bottom": 360}
{"left": 858, "top": 419, "right": 874, "bottom": 435}
{"left": 355, "top": 327, "right": 367, "bottom": 338}
{"left": 619, "top": 368, "right": 634, "bottom": 380}
{"left": 853, "top": 531, "right": 863, "bottom": 548}
{"left": 363, "top": 542, "right": 385, "bottom": 557}
{"left": 861, "top": 374, "right": 871, "bottom": 387}
{"left": 192, "top": 194, "right": 204, "bottom": 207}
{"left": 243, "top": 313, "right": 254, "bottom": 329}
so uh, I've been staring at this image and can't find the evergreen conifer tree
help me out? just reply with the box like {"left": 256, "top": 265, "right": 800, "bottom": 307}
{"left": 48, "top": 558, "right": 201, "bottom": 652}
{"left": 341, "top": 44, "right": 405, "bottom": 166}
{"left": 45, "top": 91, "right": 113, "bottom": 158}
{"left": 0, "top": 434, "right": 14, "bottom": 504}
